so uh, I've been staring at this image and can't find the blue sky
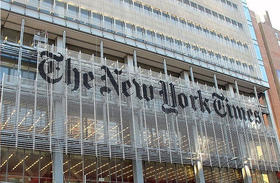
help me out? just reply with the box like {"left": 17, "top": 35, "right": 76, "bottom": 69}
{"left": 246, "top": 0, "right": 280, "bottom": 30}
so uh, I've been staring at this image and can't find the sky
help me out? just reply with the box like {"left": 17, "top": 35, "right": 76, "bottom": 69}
{"left": 246, "top": 0, "right": 280, "bottom": 30}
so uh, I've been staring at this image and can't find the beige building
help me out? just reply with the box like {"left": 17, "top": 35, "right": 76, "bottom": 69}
{"left": 0, "top": 0, "right": 279, "bottom": 182}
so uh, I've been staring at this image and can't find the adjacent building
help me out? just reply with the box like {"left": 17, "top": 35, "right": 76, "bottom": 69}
{"left": 0, "top": 0, "right": 280, "bottom": 182}
{"left": 250, "top": 10, "right": 280, "bottom": 142}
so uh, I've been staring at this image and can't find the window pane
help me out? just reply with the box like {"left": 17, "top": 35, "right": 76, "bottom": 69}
{"left": 259, "top": 65, "right": 268, "bottom": 82}
{"left": 254, "top": 44, "right": 262, "bottom": 60}
{"left": 55, "top": 0, "right": 65, "bottom": 17}
{"left": 0, "top": 66, "right": 9, "bottom": 80}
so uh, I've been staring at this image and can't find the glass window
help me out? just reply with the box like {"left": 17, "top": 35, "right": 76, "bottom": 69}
{"left": 212, "top": 11, "right": 218, "bottom": 17}
{"left": 249, "top": 65, "right": 254, "bottom": 71}
{"left": 0, "top": 66, "right": 9, "bottom": 80}
{"left": 190, "top": 2, "right": 197, "bottom": 9}
{"left": 222, "top": 56, "right": 228, "bottom": 61}
{"left": 198, "top": 5, "right": 204, "bottom": 12}
{"left": 203, "top": 28, "right": 209, "bottom": 34}
{"left": 166, "top": 36, "right": 174, "bottom": 47}
{"left": 171, "top": 15, "right": 178, "bottom": 22}
{"left": 68, "top": 5, "right": 78, "bottom": 14}
{"left": 126, "top": 23, "right": 135, "bottom": 31}
{"left": 162, "top": 12, "right": 170, "bottom": 19}
{"left": 195, "top": 25, "right": 202, "bottom": 31}
{"left": 147, "top": 30, "right": 155, "bottom": 41}
{"left": 22, "top": 70, "right": 35, "bottom": 80}
{"left": 217, "top": 33, "right": 223, "bottom": 39}
{"left": 243, "top": 6, "right": 252, "bottom": 22}
{"left": 219, "top": 14, "right": 225, "bottom": 20}
{"left": 276, "top": 70, "right": 280, "bottom": 83}
{"left": 41, "top": 0, "right": 53, "bottom": 10}
{"left": 275, "top": 32, "right": 279, "bottom": 39}
{"left": 205, "top": 8, "right": 211, "bottom": 14}
{"left": 225, "top": 17, "right": 231, "bottom": 23}
{"left": 144, "top": 162, "right": 195, "bottom": 182}
{"left": 67, "top": 4, "right": 78, "bottom": 18}
{"left": 92, "top": 13, "right": 103, "bottom": 26}
{"left": 226, "top": 0, "right": 232, "bottom": 6}
{"left": 215, "top": 53, "right": 221, "bottom": 59}
{"left": 192, "top": 45, "right": 199, "bottom": 51}
{"left": 153, "top": 8, "right": 161, "bottom": 16}
{"left": 238, "top": 22, "right": 243, "bottom": 29}
{"left": 184, "top": 42, "right": 191, "bottom": 48}
{"left": 187, "top": 21, "right": 194, "bottom": 28}
{"left": 224, "top": 36, "right": 230, "bottom": 41}
{"left": 237, "top": 41, "right": 242, "bottom": 46}
{"left": 104, "top": 16, "right": 113, "bottom": 29}
{"left": 55, "top": 0, "right": 65, "bottom": 17}
{"left": 229, "top": 58, "right": 235, "bottom": 64}
{"left": 179, "top": 18, "right": 186, "bottom": 24}
{"left": 144, "top": 5, "right": 152, "bottom": 14}
{"left": 204, "top": 167, "right": 243, "bottom": 182}
{"left": 156, "top": 33, "right": 164, "bottom": 44}
{"left": 175, "top": 39, "right": 182, "bottom": 47}
{"left": 81, "top": 9, "right": 89, "bottom": 21}
{"left": 115, "top": 20, "right": 125, "bottom": 31}
{"left": 210, "top": 30, "right": 216, "bottom": 36}
{"left": 28, "top": 0, "right": 39, "bottom": 7}
{"left": 126, "top": 23, "right": 135, "bottom": 36}
{"left": 137, "top": 26, "right": 145, "bottom": 38}
{"left": 200, "top": 48, "right": 207, "bottom": 54}
{"left": 259, "top": 65, "right": 268, "bottom": 82}
{"left": 124, "top": 0, "right": 133, "bottom": 5}
{"left": 134, "top": 1, "right": 142, "bottom": 9}
{"left": 183, "top": 0, "right": 190, "bottom": 5}
{"left": 254, "top": 44, "right": 262, "bottom": 60}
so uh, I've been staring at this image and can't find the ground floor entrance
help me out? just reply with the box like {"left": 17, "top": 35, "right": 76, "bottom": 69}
{"left": 0, "top": 147, "right": 279, "bottom": 182}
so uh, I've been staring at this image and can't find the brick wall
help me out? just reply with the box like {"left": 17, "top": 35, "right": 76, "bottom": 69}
{"left": 250, "top": 10, "right": 280, "bottom": 139}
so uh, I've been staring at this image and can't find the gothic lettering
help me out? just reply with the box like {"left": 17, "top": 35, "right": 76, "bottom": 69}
{"left": 83, "top": 72, "right": 94, "bottom": 89}
{"left": 159, "top": 81, "right": 178, "bottom": 114}
{"left": 38, "top": 51, "right": 264, "bottom": 124}
{"left": 122, "top": 80, "right": 132, "bottom": 97}
{"left": 143, "top": 84, "right": 154, "bottom": 102}
{"left": 190, "top": 95, "right": 198, "bottom": 111}
{"left": 132, "top": 79, "right": 142, "bottom": 100}
{"left": 247, "top": 109, "right": 254, "bottom": 122}
{"left": 100, "top": 66, "right": 121, "bottom": 96}
{"left": 212, "top": 93, "right": 227, "bottom": 118}
{"left": 178, "top": 93, "right": 188, "bottom": 109}
{"left": 39, "top": 51, "right": 64, "bottom": 84}
{"left": 198, "top": 90, "right": 211, "bottom": 113}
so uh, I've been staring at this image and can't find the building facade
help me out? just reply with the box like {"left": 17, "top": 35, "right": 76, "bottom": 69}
{"left": 0, "top": 0, "right": 280, "bottom": 182}
{"left": 250, "top": 10, "right": 280, "bottom": 141}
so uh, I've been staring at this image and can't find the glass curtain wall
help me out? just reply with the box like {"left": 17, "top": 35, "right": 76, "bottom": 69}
{"left": 0, "top": 147, "right": 134, "bottom": 183}
{"left": 143, "top": 161, "right": 195, "bottom": 183}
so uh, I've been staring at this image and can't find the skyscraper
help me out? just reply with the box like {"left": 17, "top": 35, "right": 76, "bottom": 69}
{"left": 0, "top": 0, "right": 279, "bottom": 182}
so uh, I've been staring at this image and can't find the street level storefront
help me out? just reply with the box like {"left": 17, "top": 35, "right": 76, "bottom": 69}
{"left": 0, "top": 42, "right": 280, "bottom": 182}
{"left": 0, "top": 147, "right": 279, "bottom": 182}
{"left": 0, "top": 146, "right": 247, "bottom": 182}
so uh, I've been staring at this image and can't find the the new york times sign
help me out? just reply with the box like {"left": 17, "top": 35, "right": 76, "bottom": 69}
{"left": 39, "top": 51, "right": 262, "bottom": 124}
